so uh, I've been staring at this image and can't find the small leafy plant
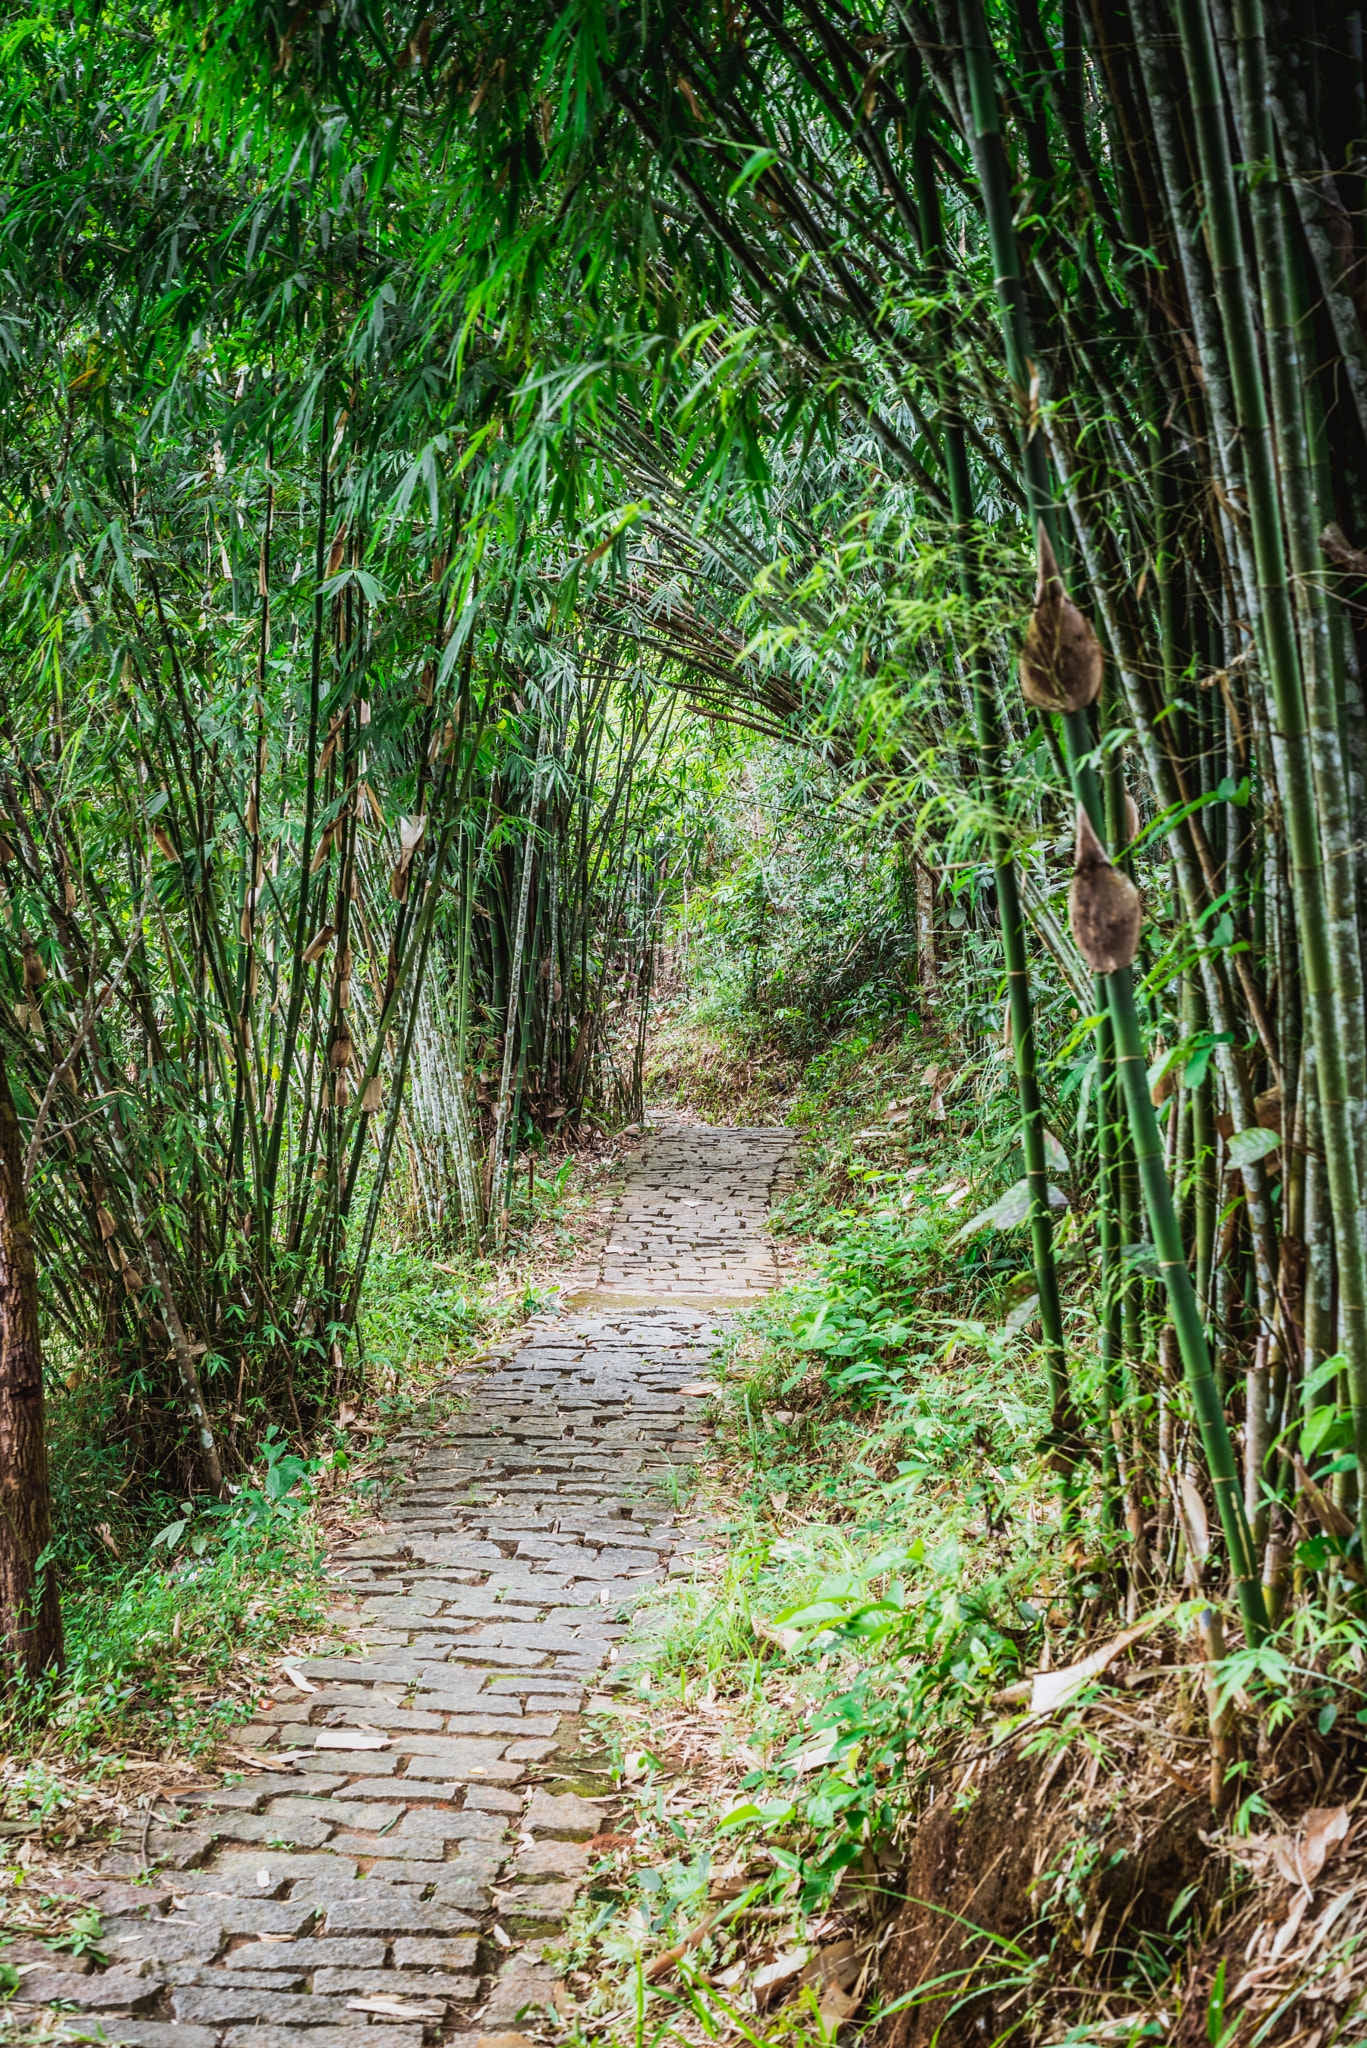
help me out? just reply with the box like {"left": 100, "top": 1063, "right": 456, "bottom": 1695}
{"left": 151, "top": 1427, "right": 321, "bottom": 1560}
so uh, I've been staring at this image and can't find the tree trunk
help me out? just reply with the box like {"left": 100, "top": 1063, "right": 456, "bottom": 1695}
{"left": 0, "top": 1056, "right": 64, "bottom": 1683}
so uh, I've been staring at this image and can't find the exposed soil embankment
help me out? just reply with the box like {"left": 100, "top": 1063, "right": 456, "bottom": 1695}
{"left": 877, "top": 1731, "right": 1367, "bottom": 2046}
{"left": 879, "top": 1740, "right": 1205, "bottom": 2047}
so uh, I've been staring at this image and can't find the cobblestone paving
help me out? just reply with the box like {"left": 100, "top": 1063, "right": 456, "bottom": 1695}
{"left": 41, "top": 1120, "right": 792, "bottom": 2048}
{"left": 566, "top": 1124, "right": 794, "bottom": 1302}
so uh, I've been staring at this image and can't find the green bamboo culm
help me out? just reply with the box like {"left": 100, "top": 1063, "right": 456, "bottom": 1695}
{"left": 910, "top": 112, "right": 1078, "bottom": 1476}
{"left": 1095, "top": 1011, "right": 1126, "bottom": 1533}
{"left": 264, "top": 340, "right": 331, "bottom": 1225}
{"left": 1228, "top": 0, "right": 1367, "bottom": 1543}
{"left": 958, "top": 0, "right": 1268, "bottom": 1643}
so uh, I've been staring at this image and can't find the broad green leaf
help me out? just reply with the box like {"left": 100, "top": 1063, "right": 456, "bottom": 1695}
{"left": 1227, "top": 1125, "right": 1279, "bottom": 1169}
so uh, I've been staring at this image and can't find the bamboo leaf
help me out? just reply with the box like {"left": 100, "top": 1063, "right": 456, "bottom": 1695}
{"left": 953, "top": 1178, "right": 1068, "bottom": 1244}
{"left": 1227, "top": 1125, "right": 1279, "bottom": 1169}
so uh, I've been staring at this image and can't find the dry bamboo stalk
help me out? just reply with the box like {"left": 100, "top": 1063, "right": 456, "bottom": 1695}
{"left": 1197, "top": 1607, "right": 1236, "bottom": 1813}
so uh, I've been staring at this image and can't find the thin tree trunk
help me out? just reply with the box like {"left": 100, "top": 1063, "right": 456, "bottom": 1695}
{"left": 490, "top": 726, "right": 547, "bottom": 1245}
{"left": 0, "top": 1057, "right": 64, "bottom": 1683}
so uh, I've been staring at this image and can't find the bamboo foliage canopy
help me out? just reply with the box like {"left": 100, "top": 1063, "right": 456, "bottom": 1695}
{"left": 2, "top": 0, "right": 1367, "bottom": 1632}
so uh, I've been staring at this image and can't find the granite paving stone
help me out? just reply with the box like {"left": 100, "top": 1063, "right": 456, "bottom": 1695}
{"left": 211, "top": 1814, "right": 336, "bottom": 1848}
{"left": 229, "top": 1940, "right": 387, "bottom": 1971}
{"left": 92, "top": 2025, "right": 219, "bottom": 2048}
{"left": 311, "top": 1968, "right": 479, "bottom": 1998}
{"left": 155, "top": 1872, "right": 291, "bottom": 1898}
{"left": 164, "top": 1967, "right": 307, "bottom": 1991}
{"left": 104, "top": 1920, "right": 225, "bottom": 1960}
{"left": 220, "top": 2029, "right": 423, "bottom": 2048}
{"left": 169, "top": 1988, "right": 356, "bottom": 2025}
{"left": 320, "top": 1899, "right": 480, "bottom": 1938}
{"left": 390, "top": 1937, "right": 480, "bottom": 1971}
{"left": 522, "top": 1787, "right": 607, "bottom": 1837}
{"left": 17, "top": 1970, "right": 162, "bottom": 2011}
{"left": 211, "top": 1852, "right": 360, "bottom": 1884}
{"left": 172, "top": 1900, "right": 318, "bottom": 1936}
{"left": 503, "top": 1883, "right": 578, "bottom": 1923}
{"left": 265, "top": 1798, "right": 405, "bottom": 1831}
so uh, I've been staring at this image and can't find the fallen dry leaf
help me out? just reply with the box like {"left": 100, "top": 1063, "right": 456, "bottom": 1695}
{"left": 225, "top": 1747, "right": 301, "bottom": 1773}
{"left": 1272, "top": 1805, "right": 1350, "bottom": 1891}
{"left": 1270, "top": 1887, "right": 1312, "bottom": 1961}
{"left": 346, "top": 1996, "right": 444, "bottom": 2020}
{"left": 801, "top": 1940, "right": 859, "bottom": 1990}
{"left": 754, "top": 1949, "right": 808, "bottom": 1999}
{"left": 818, "top": 1981, "right": 858, "bottom": 2037}
{"left": 1029, "top": 1606, "right": 1177, "bottom": 1715}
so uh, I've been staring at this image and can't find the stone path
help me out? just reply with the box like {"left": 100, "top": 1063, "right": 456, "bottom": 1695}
{"left": 562, "top": 1123, "right": 794, "bottom": 1305}
{"left": 37, "top": 1119, "right": 792, "bottom": 2048}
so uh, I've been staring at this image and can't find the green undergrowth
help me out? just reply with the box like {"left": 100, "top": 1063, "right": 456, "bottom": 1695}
{"left": 645, "top": 990, "right": 801, "bottom": 1125}
{"left": 2, "top": 1433, "right": 330, "bottom": 1790}
{"left": 24, "top": 1275, "right": 467, "bottom": 1781}
{"left": 555, "top": 1028, "right": 1367, "bottom": 2044}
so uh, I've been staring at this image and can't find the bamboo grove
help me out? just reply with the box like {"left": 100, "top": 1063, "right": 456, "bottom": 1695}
{"left": 3, "top": 0, "right": 1367, "bottom": 1646}
{"left": 0, "top": 21, "right": 686, "bottom": 1503}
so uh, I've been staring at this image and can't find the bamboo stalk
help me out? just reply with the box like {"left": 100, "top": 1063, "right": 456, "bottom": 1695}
{"left": 489, "top": 724, "right": 547, "bottom": 1248}
{"left": 1178, "top": 0, "right": 1367, "bottom": 1552}
{"left": 1197, "top": 1606, "right": 1236, "bottom": 1813}
{"left": 913, "top": 117, "right": 1077, "bottom": 1466}
{"left": 265, "top": 355, "right": 331, "bottom": 1216}
{"left": 959, "top": 0, "right": 1267, "bottom": 1641}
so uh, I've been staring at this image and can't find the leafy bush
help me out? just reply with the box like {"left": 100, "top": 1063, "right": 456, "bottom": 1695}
{"left": 2, "top": 1435, "right": 329, "bottom": 1765}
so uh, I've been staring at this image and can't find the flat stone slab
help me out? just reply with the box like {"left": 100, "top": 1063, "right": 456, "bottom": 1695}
{"left": 17, "top": 1969, "right": 162, "bottom": 2011}
{"left": 168, "top": 1989, "right": 357, "bottom": 2024}
{"left": 172, "top": 1899, "right": 318, "bottom": 1936}
{"left": 102, "top": 1921, "right": 224, "bottom": 1963}
{"left": 91, "top": 2027, "right": 220, "bottom": 2048}
{"left": 523, "top": 1787, "right": 608, "bottom": 1837}
{"left": 321, "top": 1899, "right": 479, "bottom": 1938}
{"left": 222, "top": 2032, "right": 423, "bottom": 2048}
{"left": 220, "top": 1849, "right": 362, "bottom": 1879}
{"left": 391, "top": 1936, "right": 479, "bottom": 1970}
{"left": 312, "top": 1967, "right": 479, "bottom": 1999}
{"left": 229, "top": 1940, "right": 386, "bottom": 1971}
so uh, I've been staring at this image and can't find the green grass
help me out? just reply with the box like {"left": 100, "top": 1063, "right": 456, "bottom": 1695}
{"left": 358, "top": 1238, "right": 485, "bottom": 1390}
{"left": 2, "top": 1470, "right": 329, "bottom": 1779}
